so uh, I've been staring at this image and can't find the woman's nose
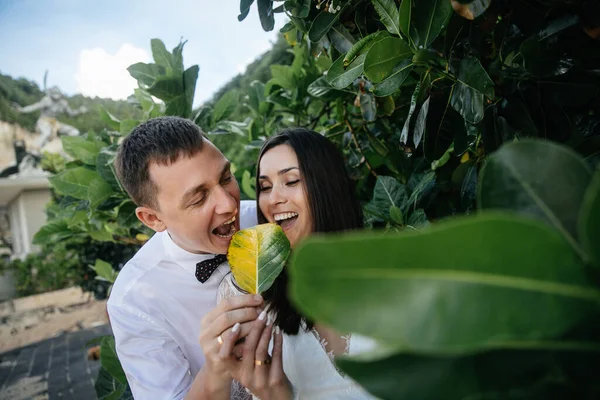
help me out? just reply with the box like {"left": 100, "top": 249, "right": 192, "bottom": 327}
{"left": 269, "top": 185, "right": 286, "bottom": 206}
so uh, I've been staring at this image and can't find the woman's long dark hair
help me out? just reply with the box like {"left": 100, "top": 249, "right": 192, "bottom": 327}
{"left": 255, "top": 128, "right": 363, "bottom": 334}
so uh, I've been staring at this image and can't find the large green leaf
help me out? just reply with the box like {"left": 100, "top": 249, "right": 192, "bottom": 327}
{"left": 364, "top": 176, "right": 408, "bottom": 221}
{"left": 328, "top": 24, "right": 355, "bottom": 53}
{"left": 246, "top": 80, "right": 266, "bottom": 113}
{"left": 95, "top": 366, "right": 127, "bottom": 400}
{"left": 147, "top": 76, "right": 183, "bottom": 101}
{"left": 97, "top": 145, "right": 121, "bottom": 192}
{"left": 579, "top": 171, "right": 600, "bottom": 268}
{"left": 371, "top": 0, "right": 401, "bottom": 37}
{"left": 364, "top": 37, "right": 413, "bottom": 83}
{"left": 33, "top": 220, "right": 73, "bottom": 245}
{"left": 360, "top": 91, "right": 377, "bottom": 122}
{"left": 399, "top": 0, "right": 412, "bottom": 39}
{"left": 88, "top": 177, "right": 115, "bottom": 210}
{"left": 92, "top": 259, "right": 118, "bottom": 284}
{"left": 413, "top": 96, "right": 430, "bottom": 148}
{"left": 270, "top": 65, "right": 297, "bottom": 90}
{"left": 290, "top": 213, "right": 599, "bottom": 351}
{"left": 213, "top": 91, "right": 238, "bottom": 122}
{"left": 372, "top": 59, "right": 413, "bottom": 97}
{"left": 119, "top": 119, "right": 140, "bottom": 136}
{"left": 61, "top": 136, "right": 103, "bottom": 166}
{"left": 412, "top": 0, "right": 453, "bottom": 48}
{"left": 257, "top": 0, "right": 275, "bottom": 31}
{"left": 99, "top": 107, "right": 121, "bottom": 131}
{"left": 450, "top": 57, "right": 494, "bottom": 124}
{"left": 326, "top": 53, "right": 367, "bottom": 89}
{"left": 227, "top": 223, "right": 291, "bottom": 294}
{"left": 338, "top": 346, "right": 600, "bottom": 400}
{"left": 50, "top": 167, "right": 102, "bottom": 200}
{"left": 450, "top": 83, "right": 481, "bottom": 125}
{"left": 100, "top": 335, "right": 127, "bottom": 384}
{"left": 307, "top": 77, "right": 335, "bottom": 98}
{"left": 116, "top": 201, "right": 139, "bottom": 229}
{"left": 479, "top": 140, "right": 592, "bottom": 259}
{"left": 127, "top": 63, "right": 164, "bottom": 87}
{"left": 238, "top": 0, "right": 255, "bottom": 21}
{"left": 182, "top": 65, "right": 199, "bottom": 116}
{"left": 151, "top": 39, "right": 177, "bottom": 71}
{"left": 308, "top": 10, "right": 340, "bottom": 42}
{"left": 400, "top": 82, "right": 421, "bottom": 145}
{"left": 456, "top": 57, "right": 494, "bottom": 98}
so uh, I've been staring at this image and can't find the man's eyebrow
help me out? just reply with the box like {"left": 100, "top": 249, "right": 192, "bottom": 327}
{"left": 258, "top": 166, "right": 299, "bottom": 180}
{"left": 220, "top": 161, "right": 231, "bottom": 177}
{"left": 180, "top": 184, "right": 207, "bottom": 208}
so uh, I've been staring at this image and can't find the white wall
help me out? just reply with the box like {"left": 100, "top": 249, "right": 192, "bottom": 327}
{"left": 7, "top": 189, "right": 52, "bottom": 259}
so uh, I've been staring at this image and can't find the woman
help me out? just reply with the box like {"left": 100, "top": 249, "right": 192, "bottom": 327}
{"left": 217, "top": 128, "right": 377, "bottom": 400}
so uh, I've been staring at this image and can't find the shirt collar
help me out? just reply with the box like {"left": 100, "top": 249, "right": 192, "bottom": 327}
{"left": 162, "top": 231, "right": 226, "bottom": 277}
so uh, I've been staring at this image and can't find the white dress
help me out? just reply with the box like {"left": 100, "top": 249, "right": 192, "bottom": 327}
{"left": 218, "top": 273, "right": 379, "bottom": 400}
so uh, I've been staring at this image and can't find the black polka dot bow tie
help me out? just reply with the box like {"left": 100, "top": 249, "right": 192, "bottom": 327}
{"left": 195, "top": 254, "right": 227, "bottom": 283}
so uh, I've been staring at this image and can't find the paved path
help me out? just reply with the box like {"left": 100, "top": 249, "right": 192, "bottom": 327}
{"left": 0, "top": 324, "right": 111, "bottom": 400}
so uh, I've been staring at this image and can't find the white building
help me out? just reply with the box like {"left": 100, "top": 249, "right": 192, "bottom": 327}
{"left": 0, "top": 176, "right": 52, "bottom": 301}
{"left": 1, "top": 176, "right": 52, "bottom": 258}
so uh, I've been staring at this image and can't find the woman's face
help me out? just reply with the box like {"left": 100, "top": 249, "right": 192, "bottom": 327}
{"left": 258, "top": 144, "right": 313, "bottom": 249}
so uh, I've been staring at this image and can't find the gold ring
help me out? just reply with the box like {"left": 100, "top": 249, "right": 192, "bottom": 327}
{"left": 254, "top": 357, "right": 271, "bottom": 366}
{"left": 217, "top": 335, "right": 223, "bottom": 345}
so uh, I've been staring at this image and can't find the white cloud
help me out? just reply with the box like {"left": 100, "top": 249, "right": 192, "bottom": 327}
{"left": 75, "top": 43, "right": 149, "bottom": 100}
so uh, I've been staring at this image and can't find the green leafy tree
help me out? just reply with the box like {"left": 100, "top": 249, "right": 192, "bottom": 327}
{"left": 227, "top": 0, "right": 600, "bottom": 398}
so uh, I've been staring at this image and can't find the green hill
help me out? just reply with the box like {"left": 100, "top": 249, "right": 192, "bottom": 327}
{"left": 0, "top": 72, "right": 143, "bottom": 133}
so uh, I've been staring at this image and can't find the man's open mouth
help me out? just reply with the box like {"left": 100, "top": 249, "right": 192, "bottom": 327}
{"left": 213, "top": 215, "right": 237, "bottom": 238}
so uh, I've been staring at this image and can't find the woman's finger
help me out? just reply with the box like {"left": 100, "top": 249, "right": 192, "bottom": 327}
{"left": 241, "top": 310, "right": 268, "bottom": 377}
{"left": 218, "top": 322, "right": 241, "bottom": 360}
{"left": 269, "top": 326, "right": 285, "bottom": 381}
{"left": 254, "top": 320, "right": 273, "bottom": 365}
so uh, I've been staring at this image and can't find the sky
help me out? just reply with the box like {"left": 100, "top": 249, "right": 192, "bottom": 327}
{"left": 0, "top": 0, "right": 286, "bottom": 106}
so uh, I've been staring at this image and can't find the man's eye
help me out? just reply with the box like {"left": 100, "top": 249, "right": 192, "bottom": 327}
{"left": 191, "top": 197, "right": 205, "bottom": 207}
{"left": 221, "top": 175, "right": 233, "bottom": 184}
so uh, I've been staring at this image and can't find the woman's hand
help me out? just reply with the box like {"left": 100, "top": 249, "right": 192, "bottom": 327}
{"left": 220, "top": 310, "right": 293, "bottom": 400}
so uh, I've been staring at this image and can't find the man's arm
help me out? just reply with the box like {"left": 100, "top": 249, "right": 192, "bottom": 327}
{"left": 108, "top": 304, "right": 209, "bottom": 399}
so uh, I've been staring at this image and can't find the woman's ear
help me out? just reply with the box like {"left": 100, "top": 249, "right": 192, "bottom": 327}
{"left": 136, "top": 206, "right": 166, "bottom": 232}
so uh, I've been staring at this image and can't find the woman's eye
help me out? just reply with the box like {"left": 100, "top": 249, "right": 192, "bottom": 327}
{"left": 287, "top": 180, "right": 300, "bottom": 186}
{"left": 259, "top": 186, "right": 272, "bottom": 192}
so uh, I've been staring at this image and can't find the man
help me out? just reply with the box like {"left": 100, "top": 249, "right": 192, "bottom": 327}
{"left": 108, "top": 116, "right": 260, "bottom": 399}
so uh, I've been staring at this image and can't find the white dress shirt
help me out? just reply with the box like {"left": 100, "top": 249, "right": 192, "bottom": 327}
{"left": 107, "top": 200, "right": 257, "bottom": 400}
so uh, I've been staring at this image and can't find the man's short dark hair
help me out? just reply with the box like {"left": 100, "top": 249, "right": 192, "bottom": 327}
{"left": 115, "top": 116, "right": 205, "bottom": 208}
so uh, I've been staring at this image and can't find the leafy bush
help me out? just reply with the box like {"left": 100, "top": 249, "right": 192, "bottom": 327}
{"left": 0, "top": 244, "right": 80, "bottom": 297}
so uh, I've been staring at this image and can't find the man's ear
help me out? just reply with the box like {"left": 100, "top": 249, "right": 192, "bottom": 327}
{"left": 136, "top": 206, "right": 166, "bottom": 232}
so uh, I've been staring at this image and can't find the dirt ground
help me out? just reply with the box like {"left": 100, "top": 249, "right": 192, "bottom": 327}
{"left": 0, "top": 287, "right": 109, "bottom": 353}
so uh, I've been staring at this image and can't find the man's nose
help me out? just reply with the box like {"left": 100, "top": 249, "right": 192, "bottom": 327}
{"left": 214, "top": 186, "right": 237, "bottom": 214}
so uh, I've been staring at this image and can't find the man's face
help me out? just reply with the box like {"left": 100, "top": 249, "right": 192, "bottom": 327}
{"left": 148, "top": 141, "right": 241, "bottom": 254}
